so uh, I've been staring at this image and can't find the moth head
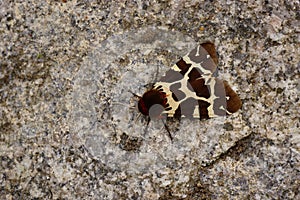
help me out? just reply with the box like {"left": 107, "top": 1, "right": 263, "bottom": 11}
{"left": 138, "top": 89, "right": 167, "bottom": 119}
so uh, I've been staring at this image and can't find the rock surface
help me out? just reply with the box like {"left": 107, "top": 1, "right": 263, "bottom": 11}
{"left": 1, "top": 1, "right": 299, "bottom": 199}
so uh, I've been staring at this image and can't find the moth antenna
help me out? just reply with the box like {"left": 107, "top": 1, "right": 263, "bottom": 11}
{"left": 111, "top": 101, "right": 131, "bottom": 108}
{"left": 128, "top": 90, "right": 142, "bottom": 98}
{"left": 111, "top": 89, "right": 140, "bottom": 110}
{"left": 152, "top": 65, "right": 160, "bottom": 83}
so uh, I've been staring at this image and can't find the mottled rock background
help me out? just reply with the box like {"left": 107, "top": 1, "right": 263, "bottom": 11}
{"left": 1, "top": 1, "right": 299, "bottom": 199}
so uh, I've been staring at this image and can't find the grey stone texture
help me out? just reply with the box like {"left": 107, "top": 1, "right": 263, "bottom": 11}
{"left": 0, "top": 0, "right": 299, "bottom": 199}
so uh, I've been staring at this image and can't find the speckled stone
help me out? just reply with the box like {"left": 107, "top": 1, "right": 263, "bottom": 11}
{"left": 0, "top": 0, "right": 299, "bottom": 199}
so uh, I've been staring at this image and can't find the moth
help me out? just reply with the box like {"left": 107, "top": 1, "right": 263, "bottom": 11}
{"left": 137, "top": 42, "right": 242, "bottom": 121}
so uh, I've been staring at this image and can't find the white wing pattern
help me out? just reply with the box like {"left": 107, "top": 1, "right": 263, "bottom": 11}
{"left": 138, "top": 42, "right": 242, "bottom": 120}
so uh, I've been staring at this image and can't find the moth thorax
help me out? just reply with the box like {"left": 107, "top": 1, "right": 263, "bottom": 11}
{"left": 138, "top": 89, "right": 167, "bottom": 119}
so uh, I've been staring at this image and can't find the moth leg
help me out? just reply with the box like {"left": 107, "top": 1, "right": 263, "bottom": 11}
{"left": 161, "top": 119, "right": 173, "bottom": 142}
{"left": 143, "top": 117, "right": 151, "bottom": 136}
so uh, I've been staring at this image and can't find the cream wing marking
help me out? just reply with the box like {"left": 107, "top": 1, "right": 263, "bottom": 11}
{"left": 154, "top": 45, "right": 220, "bottom": 118}
{"left": 151, "top": 43, "right": 241, "bottom": 119}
